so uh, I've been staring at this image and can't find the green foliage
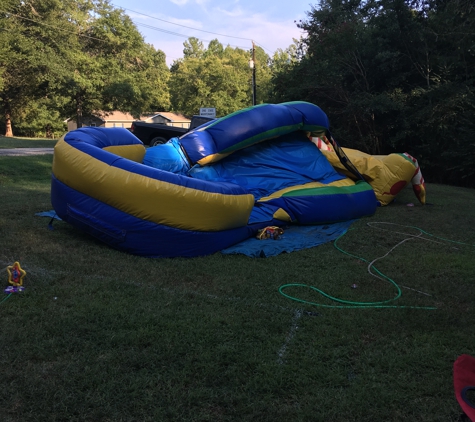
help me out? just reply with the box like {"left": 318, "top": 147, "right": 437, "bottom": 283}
{"left": 170, "top": 39, "right": 271, "bottom": 116}
{"left": 205, "top": 38, "right": 225, "bottom": 58}
{"left": 183, "top": 36, "right": 205, "bottom": 59}
{"left": 0, "top": 0, "right": 170, "bottom": 136}
{"left": 13, "top": 98, "right": 67, "bottom": 138}
{"left": 272, "top": 0, "right": 475, "bottom": 187}
{"left": 0, "top": 0, "right": 75, "bottom": 136}
{"left": 254, "top": 45, "right": 273, "bottom": 104}
{"left": 60, "top": 1, "right": 170, "bottom": 125}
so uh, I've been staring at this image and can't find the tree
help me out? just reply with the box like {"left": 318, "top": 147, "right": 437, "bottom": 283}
{"left": 183, "top": 37, "right": 205, "bottom": 59}
{"left": 279, "top": 0, "right": 400, "bottom": 153}
{"left": 204, "top": 39, "right": 224, "bottom": 58}
{"left": 269, "top": 41, "right": 304, "bottom": 103}
{"left": 59, "top": 1, "right": 170, "bottom": 127}
{"left": 170, "top": 39, "right": 262, "bottom": 116}
{"left": 0, "top": 0, "right": 170, "bottom": 136}
{"left": 13, "top": 97, "right": 67, "bottom": 138}
{"left": 403, "top": 0, "right": 475, "bottom": 185}
{"left": 170, "top": 54, "right": 250, "bottom": 116}
{"left": 271, "top": 0, "right": 475, "bottom": 186}
{"left": 0, "top": 0, "right": 80, "bottom": 137}
{"left": 253, "top": 45, "right": 273, "bottom": 104}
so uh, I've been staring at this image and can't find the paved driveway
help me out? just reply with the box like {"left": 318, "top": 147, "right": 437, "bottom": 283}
{"left": 0, "top": 148, "right": 54, "bottom": 156}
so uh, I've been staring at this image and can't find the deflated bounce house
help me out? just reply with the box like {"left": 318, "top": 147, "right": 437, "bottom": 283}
{"left": 51, "top": 101, "right": 425, "bottom": 258}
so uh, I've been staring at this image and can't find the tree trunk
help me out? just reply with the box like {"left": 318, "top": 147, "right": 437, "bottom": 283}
{"left": 4, "top": 101, "right": 14, "bottom": 137}
{"left": 76, "top": 93, "right": 83, "bottom": 129}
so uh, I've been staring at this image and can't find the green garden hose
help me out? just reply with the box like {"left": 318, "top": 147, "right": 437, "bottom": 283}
{"left": 279, "top": 222, "right": 474, "bottom": 310}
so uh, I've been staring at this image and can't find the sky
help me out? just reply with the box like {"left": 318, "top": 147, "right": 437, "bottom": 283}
{"left": 109, "top": 0, "right": 314, "bottom": 66}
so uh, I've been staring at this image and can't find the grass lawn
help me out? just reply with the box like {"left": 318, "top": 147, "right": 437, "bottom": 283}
{"left": 0, "top": 149, "right": 474, "bottom": 421}
{"left": 0, "top": 136, "right": 58, "bottom": 149}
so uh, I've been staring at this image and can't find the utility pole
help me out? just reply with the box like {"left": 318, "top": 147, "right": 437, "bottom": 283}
{"left": 249, "top": 41, "right": 257, "bottom": 106}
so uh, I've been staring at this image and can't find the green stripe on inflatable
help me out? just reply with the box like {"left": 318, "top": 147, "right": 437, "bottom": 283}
{"left": 219, "top": 124, "right": 328, "bottom": 154}
{"left": 203, "top": 104, "right": 269, "bottom": 130}
{"left": 397, "top": 153, "right": 415, "bottom": 165}
{"left": 301, "top": 125, "right": 328, "bottom": 133}
{"left": 282, "top": 181, "right": 373, "bottom": 197}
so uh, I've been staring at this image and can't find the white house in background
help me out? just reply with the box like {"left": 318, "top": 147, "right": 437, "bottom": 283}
{"left": 66, "top": 111, "right": 191, "bottom": 132}
{"left": 142, "top": 112, "right": 190, "bottom": 128}
{"left": 65, "top": 111, "right": 137, "bottom": 131}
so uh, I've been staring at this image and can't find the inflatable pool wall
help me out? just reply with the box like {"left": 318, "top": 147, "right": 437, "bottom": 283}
{"left": 51, "top": 102, "right": 378, "bottom": 257}
{"left": 179, "top": 101, "right": 331, "bottom": 165}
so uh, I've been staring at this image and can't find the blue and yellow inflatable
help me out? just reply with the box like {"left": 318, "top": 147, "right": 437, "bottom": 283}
{"left": 51, "top": 102, "right": 378, "bottom": 257}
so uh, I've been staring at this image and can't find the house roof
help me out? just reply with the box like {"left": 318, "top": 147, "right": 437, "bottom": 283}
{"left": 94, "top": 111, "right": 137, "bottom": 121}
{"left": 66, "top": 111, "right": 191, "bottom": 123}
{"left": 144, "top": 112, "right": 190, "bottom": 122}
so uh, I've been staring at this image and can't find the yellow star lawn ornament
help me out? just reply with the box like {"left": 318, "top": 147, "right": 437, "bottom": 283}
{"left": 5, "top": 261, "right": 26, "bottom": 293}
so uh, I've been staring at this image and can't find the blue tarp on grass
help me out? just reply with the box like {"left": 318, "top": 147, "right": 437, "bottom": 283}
{"left": 221, "top": 220, "right": 355, "bottom": 257}
{"left": 35, "top": 210, "right": 62, "bottom": 220}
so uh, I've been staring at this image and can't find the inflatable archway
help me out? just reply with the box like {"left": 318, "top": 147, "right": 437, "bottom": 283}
{"left": 51, "top": 102, "right": 379, "bottom": 257}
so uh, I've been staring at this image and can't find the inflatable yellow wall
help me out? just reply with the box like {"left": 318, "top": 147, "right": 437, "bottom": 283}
{"left": 312, "top": 137, "right": 426, "bottom": 206}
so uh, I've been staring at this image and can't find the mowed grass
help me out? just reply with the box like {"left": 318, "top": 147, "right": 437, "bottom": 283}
{"left": 0, "top": 148, "right": 474, "bottom": 421}
{"left": 0, "top": 136, "right": 58, "bottom": 149}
